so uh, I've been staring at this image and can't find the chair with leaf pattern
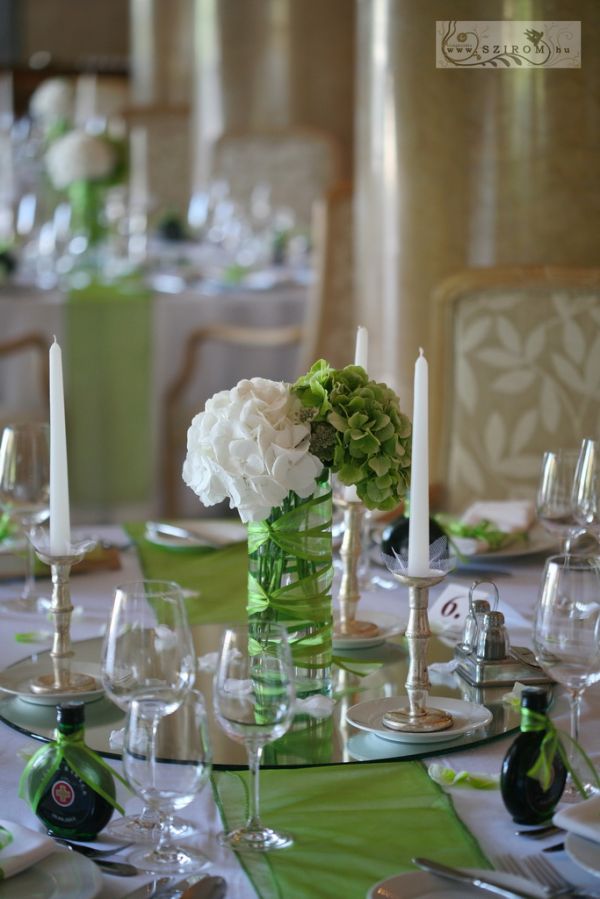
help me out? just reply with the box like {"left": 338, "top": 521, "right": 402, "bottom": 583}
{"left": 431, "top": 267, "right": 600, "bottom": 514}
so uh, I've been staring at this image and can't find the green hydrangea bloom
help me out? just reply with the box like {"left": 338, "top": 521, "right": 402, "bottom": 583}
{"left": 292, "top": 360, "right": 412, "bottom": 511}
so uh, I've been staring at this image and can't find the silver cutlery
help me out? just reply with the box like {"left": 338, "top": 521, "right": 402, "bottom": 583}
{"left": 412, "top": 857, "right": 542, "bottom": 898}
{"left": 516, "top": 825, "right": 564, "bottom": 839}
{"left": 85, "top": 857, "right": 140, "bottom": 877}
{"left": 180, "top": 876, "right": 228, "bottom": 899}
{"left": 120, "top": 877, "right": 172, "bottom": 899}
{"left": 53, "top": 836, "right": 133, "bottom": 857}
{"left": 542, "top": 844, "right": 565, "bottom": 854}
{"left": 495, "top": 852, "right": 600, "bottom": 898}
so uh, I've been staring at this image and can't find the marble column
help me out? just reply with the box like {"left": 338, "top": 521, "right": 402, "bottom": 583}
{"left": 355, "top": 0, "right": 600, "bottom": 448}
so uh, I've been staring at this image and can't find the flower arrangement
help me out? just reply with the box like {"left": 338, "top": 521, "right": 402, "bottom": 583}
{"left": 29, "top": 77, "right": 74, "bottom": 131}
{"left": 45, "top": 130, "right": 118, "bottom": 190}
{"left": 183, "top": 360, "right": 411, "bottom": 521}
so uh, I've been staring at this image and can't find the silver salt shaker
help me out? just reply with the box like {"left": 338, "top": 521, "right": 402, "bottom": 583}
{"left": 475, "top": 609, "right": 509, "bottom": 661}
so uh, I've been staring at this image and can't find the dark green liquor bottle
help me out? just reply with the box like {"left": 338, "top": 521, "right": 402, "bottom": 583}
{"left": 19, "top": 702, "right": 120, "bottom": 840}
{"left": 500, "top": 687, "right": 566, "bottom": 824}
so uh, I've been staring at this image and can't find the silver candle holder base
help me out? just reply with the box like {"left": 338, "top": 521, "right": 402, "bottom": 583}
{"left": 335, "top": 497, "right": 379, "bottom": 639}
{"left": 29, "top": 530, "right": 98, "bottom": 696}
{"left": 383, "top": 569, "right": 452, "bottom": 733}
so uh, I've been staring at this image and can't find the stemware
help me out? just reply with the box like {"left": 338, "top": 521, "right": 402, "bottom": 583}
{"left": 532, "top": 554, "right": 600, "bottom": 801}
{"left": 0, "top": 422, "right": 50, "bottom": 614}
{"left": 213, "top": 622, "right": 295, "bottom": 852}
{"left": 536, "top": 449, "right": 583, "bottom": 552}
{"left": 123, "top": 690, "right": 212, "bottom": 875}
{"left": 572, "top": 438, "right": 600, "bottom": 542}
{"left": 101, "top": 579, "right": 197, "bottom": 842}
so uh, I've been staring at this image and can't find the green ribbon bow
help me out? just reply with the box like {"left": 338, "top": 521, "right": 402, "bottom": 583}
{"left": 19, "top": 730, "right": 129, "bottom": 816}
{"left": 522, "top": 707, "right": 600, "bottom": 798}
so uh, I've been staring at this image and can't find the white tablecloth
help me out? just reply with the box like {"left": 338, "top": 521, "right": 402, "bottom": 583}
{"left": 0, "top": 283, "right": 307, "bottom": 520}
{"left": 0, "top": 531, "right": 599, "bottom": 898}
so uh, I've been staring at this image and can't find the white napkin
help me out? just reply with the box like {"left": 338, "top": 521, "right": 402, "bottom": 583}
{"left": 0, "top": 819, "right": 55, "bottom": 878}
{"left": 461, "top": 500, "right": 535, "bottom": 533}
{"left": 553, "top": 793, "right": 600, "bottom": 843}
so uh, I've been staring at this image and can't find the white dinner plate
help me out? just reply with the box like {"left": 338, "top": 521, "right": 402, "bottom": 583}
{"left": 0, "top": 660, "right": 104, "bottom": 706}
{"left": 460, "top": 524, "right": 557, "bottom": 562}
{"left": 346, "top": 696, "right": 492, "bottom": 744}
{"left": 145, "top": 519, "right": 246, "bottom": 550}
{"left": 333, "top": 610, "right": 406, "bottom": 649}
{"left": 0, "top": 850, "right": 102, "bottom": 898}
{"left": 367, "top": 868, "right": 546, "bottom": 898}
{"left": 566, "top": 832, "right": 600, "bottom": 878}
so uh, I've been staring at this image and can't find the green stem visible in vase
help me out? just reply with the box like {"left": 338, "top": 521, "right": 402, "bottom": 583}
{"left": 68, "top": 180, "right": 106, "bottom": 247}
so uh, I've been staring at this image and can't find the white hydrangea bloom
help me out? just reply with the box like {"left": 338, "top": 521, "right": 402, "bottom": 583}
{"left": 182, "top": 377, "right": 322, "bottom": 523}
{"left": 29, "top": 77, "right": 74, "bottom": 125}
{"left": 45, "top": 130, "right": 116, "bottom": 189}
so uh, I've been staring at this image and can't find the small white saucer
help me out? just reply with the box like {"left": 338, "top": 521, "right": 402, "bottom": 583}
{"left": 346, "top": 696, "right": 492, "bottom": 744}
{"left": 566, "top": 832, "right": 600, "bottom": 878}
{"left": 333, "top": 610, "right": 405, "bottom": 649}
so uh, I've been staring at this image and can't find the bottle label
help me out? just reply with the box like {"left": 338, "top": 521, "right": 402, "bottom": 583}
{"left": 36, "top": 760, "right": 110, "bottom": 834}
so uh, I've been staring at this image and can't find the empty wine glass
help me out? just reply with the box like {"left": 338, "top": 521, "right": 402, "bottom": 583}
{"left": 213, "top": 622, "right": 295, "bottom": 851}
{"left": 533, "top": 554, "right": 600, "bottom": 801}
{"left": 123, "top": 690, "right": 212, "bottom": 875}
{"left": 536, "top": 449, "right": 583, "bottom": 552}
{"left": 101, "top": 579, "right": 197, "bottom": 842}
{"left": 0, "top": 422, "right": 50, "bottom": 614}
{"left": 572, "top": 438, "right": 600, "bottom": 543}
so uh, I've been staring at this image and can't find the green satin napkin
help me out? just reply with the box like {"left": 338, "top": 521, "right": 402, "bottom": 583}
{"left": 66, "top": 281, "right": 152, "bottom": 515}
{"left": 213, "top": 760, "right": 490, "bottom": 899}
{"left": 124, "top": 523, "right": 247, "bottom": 624}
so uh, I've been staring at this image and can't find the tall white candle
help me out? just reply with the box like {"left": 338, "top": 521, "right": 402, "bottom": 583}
{"left": 407, "top": 347, "right": 430, "bottom": 575}
{"left": 354, "top": 325, "right": 368, "bottom": 370}
{"left": 129, "top": 127, "right": 149, "bottom": 208}
{"left": 49, "top": 337, "right": 71, "bottom": 554}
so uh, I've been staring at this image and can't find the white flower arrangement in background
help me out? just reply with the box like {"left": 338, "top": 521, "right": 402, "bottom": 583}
{"left": 45, "top": 130, "right": 117, "bottom": 190}
{"left": 29, "top": 77, "right": 74, "bottom": 127}
{"left": 182, "top": 377, "right": 323, "bottom": 523}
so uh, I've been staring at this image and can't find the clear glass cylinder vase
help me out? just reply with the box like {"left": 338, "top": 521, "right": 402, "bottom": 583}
{"left": 247, "top": 472, "right": 333, "bottom": 697}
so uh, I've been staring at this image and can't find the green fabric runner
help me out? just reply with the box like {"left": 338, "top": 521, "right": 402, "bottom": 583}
{"left": 65, "top": 281, "right": 152, "bottom": 514}
{"left": 213, "top": 761, "right": 490, "bottom": 899}
{"left": 127, "top": 525, "right": 491, "bottom": 898}
{"left": 124, "top": 523, "right": 248, "bottom": 624}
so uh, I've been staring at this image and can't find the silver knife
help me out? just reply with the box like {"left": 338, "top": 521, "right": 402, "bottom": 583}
{"left": 120, "top": 878, "right": 171, "bottom": 899}
{"left": 146, "top": 522, "right": 213, "bottom": 546}
{"left": 412, "top": 858, "right": 543, "bottom": 899}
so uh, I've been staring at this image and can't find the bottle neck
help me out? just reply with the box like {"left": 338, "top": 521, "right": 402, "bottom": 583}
{"left": 55, "top": 726, "right": 85, "bottom": 744}
{"left": 520, "top": 707, "right": 547, "bottom": 733}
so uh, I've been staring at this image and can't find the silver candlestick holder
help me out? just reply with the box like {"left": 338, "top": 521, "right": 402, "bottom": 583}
{"left": 28, "top": 529, "right": 99, "bottom": 695}
{"left": 335, "top": 495, "right": 379, "bottom": 639}
{"left": 383, "top": 537, "right": 456, "bottom": 734}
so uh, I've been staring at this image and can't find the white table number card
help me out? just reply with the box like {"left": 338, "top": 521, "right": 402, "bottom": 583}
{"left": 429, "top": 584, "right": 489, "bottom": 635}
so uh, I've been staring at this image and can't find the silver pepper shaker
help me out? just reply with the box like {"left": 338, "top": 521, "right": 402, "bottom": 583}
{"left": 475, "top": 609, "right": 510, "bottom": 661}
{"left": 458, "top": 598, "right": 491, "bottom": 654}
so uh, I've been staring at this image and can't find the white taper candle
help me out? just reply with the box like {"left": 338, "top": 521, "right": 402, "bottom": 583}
{"left": 49, "top": 337, "right": 71, "bottom": 554}
{"left": 407, "top": 347, "right": 430, "bottom": 575}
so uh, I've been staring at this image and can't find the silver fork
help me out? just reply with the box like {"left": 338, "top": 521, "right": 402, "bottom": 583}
{"left": 495, "top": 852, "right": 600, "bottom": 899}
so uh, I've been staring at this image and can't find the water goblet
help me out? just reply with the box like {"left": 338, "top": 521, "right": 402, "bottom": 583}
{"left": 101, "top": 579, "right": 197, "bottom": 842}
{"left": 213, "top": 622, "right": 295, "bottom": 852}
{"left": 536, "top": 448, "right": 583, "bottom": 552}
{"left": 123, "top": 690, "right": 212, "bottom": 875}
{"left": 532, "top": 554, "right": 600, "bottom": 801}
{"left": 0, "top": 422, "right": 50, "bottom": 614}
{"left": 572, "top": 438, "right": 600, "bottom": 543}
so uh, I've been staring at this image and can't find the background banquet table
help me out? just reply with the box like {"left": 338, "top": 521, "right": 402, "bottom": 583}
{"left": 1, "top": 526, "right": 600, "bottom": 897}
{"left": 0, "top": 281, "right": 307, "bottom": 521}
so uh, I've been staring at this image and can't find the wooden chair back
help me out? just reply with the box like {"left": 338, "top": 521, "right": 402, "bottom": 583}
{"left": 0, "top": 333, "right": 49, "bottom": 427}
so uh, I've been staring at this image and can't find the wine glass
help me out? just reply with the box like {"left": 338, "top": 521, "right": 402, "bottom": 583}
{"left": 572, "top": 438, "right": 600, "bottom": 542}
{"left": 213, "top": 622, "right": 295, "bottom": 851}
{"left": 532, "top": 554, "right": 600, "bottom": 801}
{"left": 536, "top": 449, "right": 584, "bottom": 551}
{"left": 0, "top": 422, "right": 50, "bottom": 614}
{"left": 123, "top": 690, "right": 212, "bottom": 875}
{"left": 101, "top": 579, "right": 197, "bottom": 842}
